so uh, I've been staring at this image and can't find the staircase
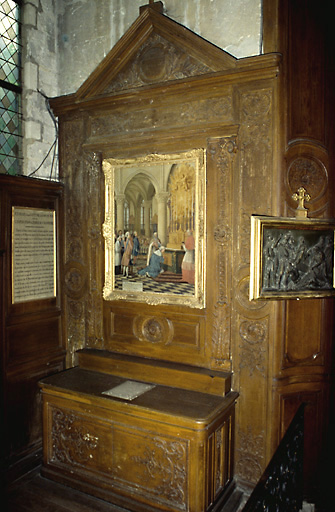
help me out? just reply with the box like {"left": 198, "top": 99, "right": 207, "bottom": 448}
{"left": 220, "top": 404, "right": 305, "bottom": 512}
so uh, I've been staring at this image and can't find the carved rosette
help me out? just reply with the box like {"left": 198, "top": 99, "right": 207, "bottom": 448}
{"left": 286, "top": 155, "right": 328, "bottom": 215}
{"left": 64, "top": 263, "right": 87, "bottom": 299}
{"left": 133, "top": 316, "right": 174, "bottom": 345}
{"left": 235, "top": 275, "right": 266, "bottom": 311}
{"left": 131, "top": 437, "right": 187, "bottom": 509}
{"left": 51, "top": 408, "right": 99, "bottom": 466}
{"left": 239, "top": 319, "right": 267, "bottom": 377}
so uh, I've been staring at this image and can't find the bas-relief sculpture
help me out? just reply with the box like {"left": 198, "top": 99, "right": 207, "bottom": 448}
{"left": 250, "top": 215, "right": 335, "bottom": 300}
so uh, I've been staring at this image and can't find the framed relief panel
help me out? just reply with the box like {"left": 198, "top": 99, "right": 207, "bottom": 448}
{"left": 103, "top": 150, "right": 206, "bottom": 308}
{"left": 249, "top": 215, "right": 335, "bottom": 300}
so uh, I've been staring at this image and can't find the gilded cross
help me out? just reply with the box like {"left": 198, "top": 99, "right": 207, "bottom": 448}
{"left": 292, "top": 186, "right": 311, "bottom": 218}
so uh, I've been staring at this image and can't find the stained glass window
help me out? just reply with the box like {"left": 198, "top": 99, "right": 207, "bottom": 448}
{"left": 0, "top": 0, "right": 22, "bottom": 175}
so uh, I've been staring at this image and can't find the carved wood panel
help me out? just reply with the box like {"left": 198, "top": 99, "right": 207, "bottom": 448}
{"left": 50, "top": 405, "right": 189, "bottom": 510}
{"left": 60, "top": 119, "right": 105, "bottom": 366}
{"left": 0, "top": 175, "right": 65, "bottom": 481}
{"left": 43, "top": 385, "right": 237, "bottom": 512}
{"left": 264, "top": 1, "right": 334, "bottom": 500}
{"left": 231, "top": 85, "right": 276, "bottom": 485}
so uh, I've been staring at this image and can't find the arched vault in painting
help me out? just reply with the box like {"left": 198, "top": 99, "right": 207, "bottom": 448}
{"left": 114, "top": 161, "right": 196, "bottom": 249}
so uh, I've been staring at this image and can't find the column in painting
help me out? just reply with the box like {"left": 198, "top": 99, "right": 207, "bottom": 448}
{"left": 134, "top": 201, "right": 142, "bottom": 235}
{"left": 115, "top": 194, "right": 125, "bottom": 233}
{"left": 156, "top": 192, "right": 169, "bottom": 246}
{"left": 143, "top": 200, "right": 151, "bottom": 237}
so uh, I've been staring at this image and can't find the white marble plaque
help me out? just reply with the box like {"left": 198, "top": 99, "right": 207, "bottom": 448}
{"left": 122, "top": 280, "right": 143, "bottom": 292}
{"left": 102, "top": 380, "right": 155, "bottom": 400}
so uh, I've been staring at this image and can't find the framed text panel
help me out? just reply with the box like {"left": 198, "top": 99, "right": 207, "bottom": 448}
{"left": 12, "top": 206, "right": 56, "bottom": 303}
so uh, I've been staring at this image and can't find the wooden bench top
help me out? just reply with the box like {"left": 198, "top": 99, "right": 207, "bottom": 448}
{"left": 40, "top": 366, "right": 238, "bottom": 429}
{"left": 77, "top": 348, "right": 232, "bottom": 396}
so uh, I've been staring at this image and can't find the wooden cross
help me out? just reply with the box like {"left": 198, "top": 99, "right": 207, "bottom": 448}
{"left": 292, "top": 186, "right": 311, "bottom": 218}
{"left": 140, "top": 1, "right": 163, "bottom": 14}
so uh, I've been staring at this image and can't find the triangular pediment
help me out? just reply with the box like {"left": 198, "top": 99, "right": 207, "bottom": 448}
{"left": 76, "top": 5, "right": 237, "bottom": 100}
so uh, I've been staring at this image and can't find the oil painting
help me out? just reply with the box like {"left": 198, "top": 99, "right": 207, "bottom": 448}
{"left": 103, "top": 150, "right": 206, "bottom": 308}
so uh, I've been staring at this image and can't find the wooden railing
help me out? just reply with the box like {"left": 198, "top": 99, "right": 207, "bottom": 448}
{"left": 242, "top": 404, "right": 305, "bottom": 512}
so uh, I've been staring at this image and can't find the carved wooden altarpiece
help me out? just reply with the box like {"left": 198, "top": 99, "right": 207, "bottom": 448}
{"left": 40, "top": 3, "right": 284, "bottom": 510}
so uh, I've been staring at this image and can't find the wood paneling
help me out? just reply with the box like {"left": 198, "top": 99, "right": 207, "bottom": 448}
{"left": 287, "top": 1, "right": 325, "bottom": 143}
{"left": 0, "top": 175, "right": 65, "bottom": 484}
{"left": 47, "top": 1, "right": 334, "bottom": 506}
{"left": 263, "top": 0, "right": 334, "bottom": 502}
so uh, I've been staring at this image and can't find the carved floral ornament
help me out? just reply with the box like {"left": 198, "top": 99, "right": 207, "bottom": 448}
{"left": 287, "top": 156, "right": 328, "bottom": 203}
{"left": 105, "top": 33, "right": 213, "bottom": 94}
{"left": 133, "top": 315, "right": 174, "bottom": 344}
{"left": 131, "top": 437, "right": 187, "bottom": 508}
{"left": 51, "top": 408, "right": 99, "bottom": 466}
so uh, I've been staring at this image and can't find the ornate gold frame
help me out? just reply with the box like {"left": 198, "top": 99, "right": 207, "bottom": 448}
{"left": 250, "top": 215, "right": 335, "bottom": 300}
{"left": 103, "top": 150, "right": 206, "bottom": 308}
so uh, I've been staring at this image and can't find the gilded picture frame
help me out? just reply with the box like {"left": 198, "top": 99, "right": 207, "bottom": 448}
{"left": 249, "top": 215, "right": 335, "bottom": 300}
{"left": 103, "top": 150, "right": 206, "bottom": 308}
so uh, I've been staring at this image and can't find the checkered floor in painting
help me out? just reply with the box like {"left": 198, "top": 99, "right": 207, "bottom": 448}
{"left": 115, "top": 271, "right": 194, "bottom": 295}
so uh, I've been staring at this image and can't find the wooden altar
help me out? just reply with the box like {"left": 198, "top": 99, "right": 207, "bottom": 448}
{"left": 163, "top": 248, "right": 184, "bottom": 274}
{"left": 40, "top": 350, "right": 238, "bottom": 512}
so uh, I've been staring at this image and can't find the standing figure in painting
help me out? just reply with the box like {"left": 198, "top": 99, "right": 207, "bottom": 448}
{"left": 181, "top": 230, "right": 195, "bottom": 284}
{"left": 132, "top": 231, "right": 140, "bottom": 265}
{"left": 262, "top": 234, "right": 276, "bottom": 289}
{"left": 304, "top": 236, "right": 329, "bottom": 288}
{"left": 121, "top": 232, "right": 134, "bottom": 278}
{"left": 324, "top": 235, "right": 334, "bottom": 282}
{"left": 114, "top": 236, "right": 122, "bottom": 275}
{"left": 139, "top": 246, "right": 165, "bottom": 278}
{"left": 274, "top": 233, "right": 291, "bottom": 289}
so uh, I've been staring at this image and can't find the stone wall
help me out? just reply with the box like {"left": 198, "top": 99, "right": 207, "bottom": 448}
{"left": 21, "top": 0, "right": 261, "bottom": 179}
{"left": 57, "top": 0, "right": 262, "bottom": 96}
{"left": 22, "top": 0, "right": 59, "bottom": 178}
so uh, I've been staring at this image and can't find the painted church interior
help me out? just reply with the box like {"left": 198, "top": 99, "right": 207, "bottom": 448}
{"left": 1, "top": 1, "right": 334, "bottom": 511}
